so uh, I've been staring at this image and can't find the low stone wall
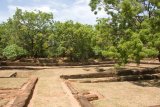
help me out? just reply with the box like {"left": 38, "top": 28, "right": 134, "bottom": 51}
{"left": 60, "top": 66, "right": 160, "bottom": 80}
{"left": 6, "top": 77, "right": 38, "bottom": 107}
{"left": 0, "top": 60, "right": 114, "bottom": 66}
{"left": 62, "top": 81, "right": 94, "bottom": 107}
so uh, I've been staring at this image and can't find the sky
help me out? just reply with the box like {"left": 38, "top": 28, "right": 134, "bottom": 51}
{"left": 0, "top": 0, "right": 107, "bottom": 25}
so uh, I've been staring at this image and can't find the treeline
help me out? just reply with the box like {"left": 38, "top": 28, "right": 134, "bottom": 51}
{"left": 0, "top": 0, "right": 160, "bottom": 65}
{"left": 0, "top": 9, "right": 96, "bottom": 62}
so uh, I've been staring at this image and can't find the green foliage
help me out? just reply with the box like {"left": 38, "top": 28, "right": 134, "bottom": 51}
{"left": 89, "top": 0, "right": 160, "bottom": 64}
{"left": 6, "top": 8, "right": 54, "bottom": 57}
{"left": 93, "top": 18, "right": 112, "bottom": 57}
{"left": 48, "top": 21, "right": 95, "bottom": 61}
{"left": 3, "top": 44, "right": 27, "bottom": 60}
{"left": 0, "top": 2, "right": 160, "bottom": 65}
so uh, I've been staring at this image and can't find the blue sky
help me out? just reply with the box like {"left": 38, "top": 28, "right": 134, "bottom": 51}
{"left": 0, "top": 0, "right": 107, "bottom": 24}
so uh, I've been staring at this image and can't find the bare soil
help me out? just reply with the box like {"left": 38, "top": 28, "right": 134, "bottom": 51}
{"left": 72, "top": 81, "right": 160, "bottom": 107}
{"left": 0, "top": 78, "right": 30, "bottom": 107}
{"left": 28, "top": 67, "right": 94, "bottom": 107}
{"left": 0, "top": 89, "right": 21, "bottom": 107}
{"left": 0, "top": 71, "right": 16, "bottom": 78}
{"left": 0, "top": 78, "right": 28, "bottom": 89}
{"left": 0, "top": 60, "right": 159, "bottom": 107}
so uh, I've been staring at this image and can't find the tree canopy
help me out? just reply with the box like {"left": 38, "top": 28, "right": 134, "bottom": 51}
{"left": 89, "top": 0, "right": 160, "bottom": 64}
{"left": 0, "top": 3, "right": 160, "bottom": 64}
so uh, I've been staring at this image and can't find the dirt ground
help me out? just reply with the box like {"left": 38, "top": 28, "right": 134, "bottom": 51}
{"left": 72, "top": 81, "right": 160, "bottom": 107}
{"left": 28, "top": 67, "right": 96, "bottom": 107}
{"left": 0, "top": 78, "right": 28, "bottom": 89}
{"left": 0, "top": 62, "right": 160, "bottom": 107}
{"left": 0, "top": 77, "right": 29, "bottom": 107}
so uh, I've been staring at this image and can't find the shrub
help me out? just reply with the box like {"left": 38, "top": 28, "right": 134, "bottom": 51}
{"left": 3, "top": 44, "right": 27, "bottom": 60}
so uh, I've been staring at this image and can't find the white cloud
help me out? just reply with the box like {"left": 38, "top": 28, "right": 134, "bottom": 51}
{"left": 8, "top": 5, "right": 57, "bottom": 13}
{"left": 5, "top": 0, "right": 107, "bottom": 25}
{"left": 74, "top": 0, "right": 90, "bottom": 5}
{"left": 0, "top": 15, "right": 8, "bottom": 23}
{"left": 0, "top": 10, "right": 10, "bottom": 23}
{"left": 53, "top": 0, "right": 107, "bottom": 24}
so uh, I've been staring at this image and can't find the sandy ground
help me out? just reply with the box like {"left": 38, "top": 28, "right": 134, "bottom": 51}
{"left": 28, "top": 64, "right": 160, "bottom": 107}
{"left": 72, "top": 81, "right": 160, "bottom": 107}
{"left": 0, "top": 62, "right": 159, "bottom": 107}
{"left": 28, "top": 67, "right": 97, "bottom": 107}
{"left": 0, "top": 78, "right": 28, "bottom": 89}
{"left": 0, "top": 77, "right": 29, "bottom": 106}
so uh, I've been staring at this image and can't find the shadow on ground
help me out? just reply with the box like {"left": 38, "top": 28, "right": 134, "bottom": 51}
{"left": 130, "top": 80, "right": 160, "bottom": 88}
{"left": 0, "top": 66, "right": 45, "bottom": 70}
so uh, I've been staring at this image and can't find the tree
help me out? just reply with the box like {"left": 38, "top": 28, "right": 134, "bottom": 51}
{"left": 6, "top": 8, "right": 54, "bottom": 57}
{"left": 48, "top": 21, "right": 95, "bottom": 61}
{"left": 0, "top": 2, "right": 159, "bottom": 63}
{"left": 89, "top": 0, "right": 160, "bottom": 64}
{"left": 0, "top": 23, "right": 9, "bottom": 56}
{"left": 149, "top": 4, "right": 160, "bottom": 61}
{"left": 92, "top": 18, "right": 112, "bottom": 59}
{"left": 3, "top": 44, "right": 27, "bottom": 60}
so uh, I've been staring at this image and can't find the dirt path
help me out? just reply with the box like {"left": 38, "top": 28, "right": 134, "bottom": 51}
{"left": 27, "top": 67, "right": 96, "bottom": 107}
{"left": 28, "top": 69, "right": 70, "bottom": 107}
{"left": 28, "top": 77, "right": 71, "bottom": 107}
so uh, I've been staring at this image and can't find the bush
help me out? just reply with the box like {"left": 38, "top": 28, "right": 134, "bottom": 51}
{"left": 3, "top": 44, "right": 27, "bottom": 60}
